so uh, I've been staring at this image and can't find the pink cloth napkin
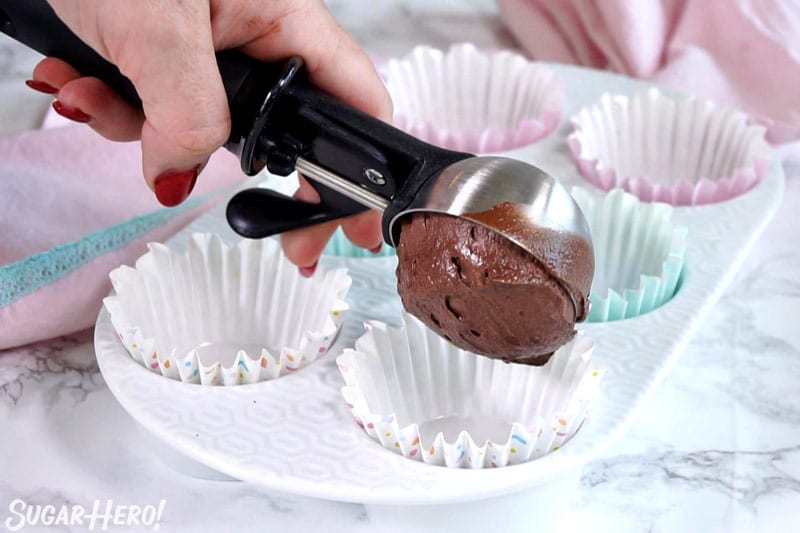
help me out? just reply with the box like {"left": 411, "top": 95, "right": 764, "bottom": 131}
{"left": 497, "top": 0, "right": 800, "bottom": 144}
{"left": 0, "top": 123, "right": 243, "bottom": 350}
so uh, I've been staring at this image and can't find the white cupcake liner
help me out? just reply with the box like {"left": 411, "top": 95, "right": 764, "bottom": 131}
{"left": 568, "top": 88, "right": 770, "bottom": 205}
{"left": 572, "top": 187, "right": 687, "bottom": 322}
{"left": 336, "top": 312, "right": 604, "bottom": 469}
{"left": 381, "top": 43, "right": 563, "bottom": 153}
{"left": 104, "top": 233, "right": 351, "bottom": 385}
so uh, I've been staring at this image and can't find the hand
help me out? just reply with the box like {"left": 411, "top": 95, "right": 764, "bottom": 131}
{"left": 29, "top": 0, "right": 392, "bottom": 273}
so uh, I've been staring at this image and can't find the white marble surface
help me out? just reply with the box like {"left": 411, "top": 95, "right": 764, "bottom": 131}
{"left": 1, "top": 1, "right": 799, "bottom": 532}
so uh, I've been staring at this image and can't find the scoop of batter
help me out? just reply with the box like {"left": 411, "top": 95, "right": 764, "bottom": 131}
{"left": 395, "top": 203, "right": 593, "bottom": 365}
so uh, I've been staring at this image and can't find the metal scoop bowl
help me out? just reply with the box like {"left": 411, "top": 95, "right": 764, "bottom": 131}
{"left": 281, "top": 155, "right": 592, "bottom": 257}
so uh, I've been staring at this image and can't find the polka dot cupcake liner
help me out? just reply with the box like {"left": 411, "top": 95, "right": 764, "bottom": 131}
{"left": 572, "top": 187, "right": 687, "bottom": 322}
{"left": 568, "top": 88, "right": 770, "bottom": 205}
{"left": 104, "top": 233, "right": 351, "bottom": 386}
{"left": 336, "top": 312, "right": 603, "bottom": 469}
{"left": 381, "top": 43, "right": 563, "bottom": 153}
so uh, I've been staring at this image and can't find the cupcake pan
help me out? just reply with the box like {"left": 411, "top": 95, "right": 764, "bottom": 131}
{"left": 572, "top": 187, "right": 687, "bottom": 322}
{"left": 568, "top": 88, "right": 770, "bottom": 205}
{"left": 94, "top": 62, "right": 784, "bottom": 528}
{"left": 104, "top": 233, "right": 351, "bottom": 385}
{"left": 381, "top": 43, "right": 563, "bottom": 152}
{"left": 338, "top": 314, "right": 603, "bottom": 468}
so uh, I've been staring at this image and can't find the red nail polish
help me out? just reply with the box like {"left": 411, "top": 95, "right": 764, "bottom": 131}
{"left": 52, "top": 100, "right": 91, "bottom": 123}
{"left": 370, "top": 243, "right": 383, "bottom": 254}
{"left": 299, "top": 262, "right": 318, "bottom": 278}
{"left": 26, "top": 79, "right": 58, "bottom": 95}
{"left": 153, "top": 167, "right": 199, "bottom": 207}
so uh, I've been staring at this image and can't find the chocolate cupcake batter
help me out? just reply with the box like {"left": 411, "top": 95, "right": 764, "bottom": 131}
{"left": 395, "top": 202, "right": 593, "bottom": 365}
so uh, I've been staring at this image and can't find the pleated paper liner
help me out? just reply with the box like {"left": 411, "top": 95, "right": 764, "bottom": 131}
{"left": 380, "top": 43, "right": 563, "bottom": 153}
{"left": 337, "top": 312, "right": 604, "bottom": 468}
{"left": 572, "top": 187, "right": 687, "bottom": 322}
{"left": 568, "top": 88, "right": 770, "bottom": 205}
{"left": 104, "top": 233, "right": 351, "bottom": 385}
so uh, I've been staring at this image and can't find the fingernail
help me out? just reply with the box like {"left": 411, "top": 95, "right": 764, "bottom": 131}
{"left": 52, "top": 100, "right": 91, "bottom": 123}
{"left": 153, "top": 167, "right": 199, "bottom": 207}
{"left": 26, "top": 79, "right": 58, "bottom": 95}
{"left": 370, "top": 243, "right": 383, "bottom": 254}
{"left": 299, "top": 262, "right": 318, "bottom": 278}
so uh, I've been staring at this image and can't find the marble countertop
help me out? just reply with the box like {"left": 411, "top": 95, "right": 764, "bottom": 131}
{"left": 1, "top": 1, "right": 799, "bottom": 531}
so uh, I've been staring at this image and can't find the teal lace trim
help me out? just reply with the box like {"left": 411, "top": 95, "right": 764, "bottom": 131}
{"left": 0, "top": 194, "right": 211, "bottom": 308}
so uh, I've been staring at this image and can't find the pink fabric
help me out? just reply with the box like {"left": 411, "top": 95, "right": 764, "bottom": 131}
{"left": 0, "top": 123, "right": 243, "bottom": 349}
{"left": 497, "top": 0, "right": 800, "bottom": 143}
{"left": 1, "top": 213, "right": 203, "bottom": 349}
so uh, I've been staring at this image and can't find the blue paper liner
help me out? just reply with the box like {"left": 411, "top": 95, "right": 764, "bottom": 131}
{"left": 572, "top": 187, "right": 687, "bottom": 322}
{"left": 322, "top": 227, "right": 396, "bottom": 258}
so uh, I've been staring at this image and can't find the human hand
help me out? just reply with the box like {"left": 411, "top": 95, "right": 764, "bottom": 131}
{"left": 28, "top": 0, "right": 392, "bottom": 274}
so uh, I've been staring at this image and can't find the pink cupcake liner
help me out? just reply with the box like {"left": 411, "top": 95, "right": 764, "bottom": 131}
{"left": 568, "top": 89, "right": 771, "bottom": 206}
{"left": 381, "top": 43, "right": 563, "bottom": 153}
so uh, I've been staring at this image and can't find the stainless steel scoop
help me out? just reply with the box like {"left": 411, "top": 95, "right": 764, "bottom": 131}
{"left": 292, "top": 154, "right": 591, "bottom": 253}
{"left": 0, "top": 0, "right": 592, "bottom": 260}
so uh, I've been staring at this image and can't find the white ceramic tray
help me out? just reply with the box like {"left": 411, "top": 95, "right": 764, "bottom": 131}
{"left": 94, "top": 64, "right": 784, "bottom": 529}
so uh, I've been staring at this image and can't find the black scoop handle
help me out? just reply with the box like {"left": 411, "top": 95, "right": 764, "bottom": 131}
{"left": 0, "top": 0, "right": 472, "bottom": 242}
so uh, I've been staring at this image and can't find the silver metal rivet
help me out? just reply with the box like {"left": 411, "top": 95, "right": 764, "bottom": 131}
{"left": 364, "top": 168, "right": 386, "bottom": 186}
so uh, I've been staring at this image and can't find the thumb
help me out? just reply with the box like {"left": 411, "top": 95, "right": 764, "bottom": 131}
{"left": 126, "top": 6, "right": 230, "bottom": 206}
{"left": 45, "top": 0, "right": 231, "bottom": 207}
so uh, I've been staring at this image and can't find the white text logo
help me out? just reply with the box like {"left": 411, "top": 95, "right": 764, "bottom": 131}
{"left": 5, "top": 499, "right": 166, "bottom": 531}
